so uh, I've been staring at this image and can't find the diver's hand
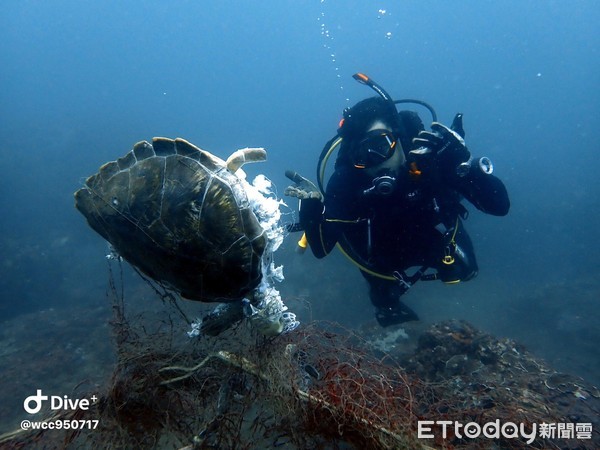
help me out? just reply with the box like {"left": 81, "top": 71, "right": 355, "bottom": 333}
{"left": 410, "top": 114, "right": 471, "bottom": 183}
{"left": 284, "top": 170, "right": 323, "bottom": 201}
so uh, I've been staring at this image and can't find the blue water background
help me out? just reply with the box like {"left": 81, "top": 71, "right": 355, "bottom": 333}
{"left": 1, "top": 0, "right": 598, "bottom": 385}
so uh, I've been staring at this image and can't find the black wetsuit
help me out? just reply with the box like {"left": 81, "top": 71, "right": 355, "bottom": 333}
{"left": 300, "top": 135, "right": 510, "bottom": 313}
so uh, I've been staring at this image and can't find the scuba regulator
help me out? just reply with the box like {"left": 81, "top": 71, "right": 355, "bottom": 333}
{"left": 363, "top": 172, "right": 397, "bottom": 196}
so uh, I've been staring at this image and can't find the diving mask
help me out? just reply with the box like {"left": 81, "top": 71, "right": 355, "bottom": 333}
{"left": 352, "top": 130, "right": 397, "bottom": 169}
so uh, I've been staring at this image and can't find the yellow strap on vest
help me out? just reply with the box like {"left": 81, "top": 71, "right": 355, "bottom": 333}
{"left": 335, "top": 242, "right": 397, "bottom": 281}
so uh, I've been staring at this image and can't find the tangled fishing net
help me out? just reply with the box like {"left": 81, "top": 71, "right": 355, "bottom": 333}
{"left": 2, "top": 258, "right": 598, "bottom": 450}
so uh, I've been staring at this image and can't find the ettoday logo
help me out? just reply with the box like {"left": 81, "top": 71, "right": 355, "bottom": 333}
{"left": 23, "top": 390, "right": 95, "bottom": 414}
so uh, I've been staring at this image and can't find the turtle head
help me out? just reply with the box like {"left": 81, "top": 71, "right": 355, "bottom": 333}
{"left": 226, "top": 148, "right": 267, "bottom": 173}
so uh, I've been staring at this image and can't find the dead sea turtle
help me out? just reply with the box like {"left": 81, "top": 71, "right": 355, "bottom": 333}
{"left": 74, "top": 137, "right": 268, "bottom": 303}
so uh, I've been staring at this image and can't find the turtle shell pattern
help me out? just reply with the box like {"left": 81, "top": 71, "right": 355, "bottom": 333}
{"left": 74, "top": 137, "right": 266, "bottom": 302}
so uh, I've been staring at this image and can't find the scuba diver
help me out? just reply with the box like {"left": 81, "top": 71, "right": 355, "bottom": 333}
{"left": 285, "top": 73, "right": 510, "bottom": 327}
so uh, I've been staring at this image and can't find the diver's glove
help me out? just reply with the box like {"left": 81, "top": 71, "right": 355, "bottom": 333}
{"left": 410, "top": 113, "right": 471, "bottom": 184}
{"left": 284, "top": 170, "right": 323, "bottom": 201}
{"left": 284, "top": 170, "right": 324, "bottom": 229}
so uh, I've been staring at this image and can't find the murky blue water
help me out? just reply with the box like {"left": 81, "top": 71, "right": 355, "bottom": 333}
{"left": 1, "top": 0, "right": 598, "bottom": 419}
